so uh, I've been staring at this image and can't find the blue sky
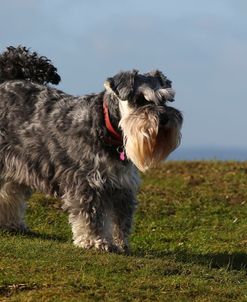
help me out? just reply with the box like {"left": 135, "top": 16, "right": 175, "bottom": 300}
{"left": 1, "top": 0, "right": 247, "bottom": 150}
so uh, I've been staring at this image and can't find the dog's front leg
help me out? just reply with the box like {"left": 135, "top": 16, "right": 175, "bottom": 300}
{"left": 63, "top": 189, "right": 115, "bottom": 252}
{"left": 112, "top": 191, "right": 137, "bottom": 254}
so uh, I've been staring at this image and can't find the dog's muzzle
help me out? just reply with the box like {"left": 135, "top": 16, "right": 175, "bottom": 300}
{"left": 157, "top": 105, "right": 183, "bottom": 128}
{"left": 120, "top": 104, "right": 183, "bottom": 171}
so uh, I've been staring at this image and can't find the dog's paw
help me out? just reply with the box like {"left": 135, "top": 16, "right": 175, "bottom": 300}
{"left": 73, "top": 237, "right": 127, "bottom": 254}
{"left": 113, "top": 238, "right": 130, "bottom": 254}
{"left": 116, "top": 244, "right": 130, "bottom": 255}
{"left": 95, "top": 242, "right": 129, "bottom": 254}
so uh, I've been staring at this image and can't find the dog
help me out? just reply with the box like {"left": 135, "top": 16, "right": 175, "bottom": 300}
{"left": 0, "top": 46, "right": 183, "bottom": 253}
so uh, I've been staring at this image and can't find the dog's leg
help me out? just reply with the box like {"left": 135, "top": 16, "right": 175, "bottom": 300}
{"left": 63, "top": 190, "right": 115, "bottom": 252}
{"left": 0, "top": 180, "right": 31, "bottom": 232}
{"left": 112, "top": 192, "right": 136, "bottom": 254}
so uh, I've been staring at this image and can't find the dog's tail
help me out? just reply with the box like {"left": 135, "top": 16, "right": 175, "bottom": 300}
{"left": 0, "top": 46, "right": 61, "bottom": 85}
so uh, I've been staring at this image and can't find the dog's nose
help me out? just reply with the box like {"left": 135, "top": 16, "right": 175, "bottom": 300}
{"left": 159, "top": 113, "right": 169, "bottom": 126}
{"left": 158, "top": 108, "right": 169, "bottom": 125}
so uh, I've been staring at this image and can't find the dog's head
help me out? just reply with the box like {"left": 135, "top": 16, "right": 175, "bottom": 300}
{"left": 104, "top": 70, "right": 183, "bottom": 172}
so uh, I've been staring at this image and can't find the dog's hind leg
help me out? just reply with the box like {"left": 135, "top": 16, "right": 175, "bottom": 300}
{"left": 0, "top": 180, "right": 32, "bottom": 232}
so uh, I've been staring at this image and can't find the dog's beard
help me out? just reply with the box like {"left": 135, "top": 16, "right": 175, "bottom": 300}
{"left": 119, "top": 106, "right": 181, "bottom": 172}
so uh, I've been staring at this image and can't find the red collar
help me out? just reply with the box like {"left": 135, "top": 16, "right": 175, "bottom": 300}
{"left": 103, "top": 97, "right": 123, "bottom": 146}
{"left": 103, "top": 97, "right": 126, "bottom": 161}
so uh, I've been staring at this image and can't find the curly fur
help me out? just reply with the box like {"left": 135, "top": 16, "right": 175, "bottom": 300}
{"left": 0, "top": 46, "right": 182, "bottom": 253}
{"left": 0, "top": 46, "right": 60, "bottom": 85}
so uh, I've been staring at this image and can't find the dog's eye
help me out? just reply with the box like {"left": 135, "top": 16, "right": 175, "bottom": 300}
{"left": 135, "top": 94, "right": 150, "bottom": 106}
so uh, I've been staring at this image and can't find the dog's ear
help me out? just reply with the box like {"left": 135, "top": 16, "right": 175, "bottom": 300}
{"left": 147, "top": 70, "right": 172, "bottom": 88}
{"left": 104, "top": 70, "right": 138, "bottom": 100}
{"left": 104, "top": 77, "right": 115, "bottom": 94}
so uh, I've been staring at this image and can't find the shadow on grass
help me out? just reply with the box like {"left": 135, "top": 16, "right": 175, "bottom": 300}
{"left": 0, "top": 229, "right": 69, "bottom": 243}
{"left": 135, "top": 249, "right": 247, "bottom": 271}
{"left": 27, "top": 230, "right": 69, "bottom": 243}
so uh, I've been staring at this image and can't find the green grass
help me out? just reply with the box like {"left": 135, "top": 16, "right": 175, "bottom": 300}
{"left": 1, "top": 161, "right": 247, "bottom": 301}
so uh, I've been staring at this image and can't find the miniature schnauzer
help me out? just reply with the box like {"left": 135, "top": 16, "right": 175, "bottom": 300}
{"left": 0, "top": 46, "right": 183, "bottom": 253}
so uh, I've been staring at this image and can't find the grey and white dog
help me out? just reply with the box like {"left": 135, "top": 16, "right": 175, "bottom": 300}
{"left": 0, "top": 46, "right": 183, "bottom": 253}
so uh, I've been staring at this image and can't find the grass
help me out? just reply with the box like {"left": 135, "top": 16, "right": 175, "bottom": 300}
{"left": 0, "top": 161, "right": 247, "bottom": 301}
